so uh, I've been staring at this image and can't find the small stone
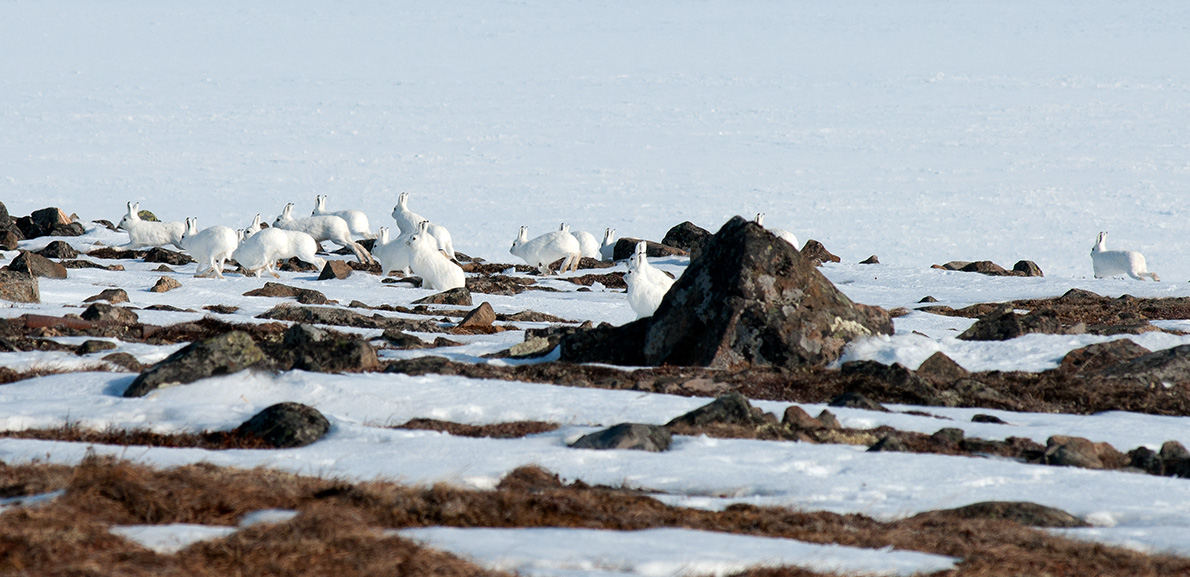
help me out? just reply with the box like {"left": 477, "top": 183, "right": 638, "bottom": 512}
{"left": 382, "top": 329, "right": 431, "bottom": 350}
{"left": 1013, "top": 260, "right": 1044, "bottom": 277}
{"left": 413, "top": 287, "right": 473, "bottom": 306}
{"left": 75, "top": 340, "right": 118, "bottom": 356}
{"left": 102, "top": 352, "right": 142, "bottom": 372}
{"left": 665, "top": 392, "right": 767, "bottom": 428}
{"left": 243, "top": 282, "right": 330, "bottom": 305}
{"left": 236, "top": 402, "right": 330, "bottom": 448}
{"left": 202, "top": 304, "right": 239, "bottom": 314}
{"left": 318, "top": 260, "right": 353, "bottom": 280}
{"left": 1044, "top": 435, "right": 1104, "bottom": 469}
{"left": 916, "top": 352, "right": 969, "bottom": 382}
{"left": 971, "top": 414, "right": 1008, "bottom": 424}
{"left": 143, "top": 247, "right": 195, "bottom": 266}
{"left": 828, "top": 391, "right": 889, "bottom": 412}
{"left": 80, "top": 303, "right": 139, "bottom": 324}
{"left": 570, "top": 423, "right": 672, "bottom": 452}
{"left": 931, "top": 427, "right": 965, "bottom": 445}
{"left": 859, "top": 255, "right": 880, "bottom": 264}
{"left": 815, "top": 410, "right": 841, "bottom": 430}
{"left": 36, "top": 240, "right": 79, "bottom": 260}
{"left": 867, "top": 435, "right": 910, "bottom": 452}
{"left": 83, "top": 289, "right": 130, "bottom": 304}
{"left": 506, "top": 337, "right": 556, "bottom": 358}
{"left": 782, "top": 405, "right": 824, "bottom": 431}
{"left": 458, "top": 302, "right": 497, "bottom": 328}
{"left": 149, "top": 276, "right": 182, "bottom": 293}
{"left": 799, "top": 239, "right": 841, "bottom": 265}
{"left": 918, "top": 296, "right": 938, "bottom": 303}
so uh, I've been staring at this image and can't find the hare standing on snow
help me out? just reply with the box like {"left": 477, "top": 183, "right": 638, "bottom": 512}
{"left": 272, "top": 203, "right": 374, "bottom": 265}
{"left": 372, "top": 226, "right": 414, "bottom": 276}
{"left": 755, "top": 213, "right": 800, "bottom": 250}
{"left": 117, "top": 202, "right": 186, "bottom": 250}
{"left": 407, "top": 221, "right": 465, "bottom": 291}
{"left": 1091, "top": 232, "right": 1159, "bottom": 281}
{"left": 559, "top": 223, "right": 600, "bottom": 259}
{"left": 625, "top": 241, "right": 676, "bottom": 318}
{"left": 392, "top": 192, "right": 455, "bottom": 260}
{"left": 599, "top": 228, "right": 617, "bottom": 262}
{"left": 231, "top": 227, "right": 326, "bottom": 277}
{"left": 509, "top": 225, "right": 582, "bottom": 275}
{"left": 312, "top": 195, "right": 375, "bottom": 239}
{"left": 179, "top": 217, "right": 238, "bottom": 279}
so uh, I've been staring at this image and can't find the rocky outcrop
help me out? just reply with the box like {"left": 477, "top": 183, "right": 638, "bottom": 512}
{"left": 16, "top": 207, "right": 84, "bottom": 239}
{"left": 569, "top": 423, "right": 672, "bottom": 452}
{"left": 123, "top": 331, "right": 272, "bottom": 397}
{"left": 235, "top": 402, "right": 330, "bottom": 448}
{"left": 564, "top": 217, "right": 890, "bottom": 370}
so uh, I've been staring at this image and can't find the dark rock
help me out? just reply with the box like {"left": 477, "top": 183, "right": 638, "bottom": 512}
{"left": 612, "top": 238, "right": 688, "bottom": 261}
{"left": 458, "top": 302, "right": 496, "bottom": 328}
{"left": 815, "top": 410, "right": 841, "bottom": 430}
{"left": 83, "top": 288, "right": 130, "bottom": 304}
{"left": 80, "top": 303, "right": 139, "bottom": 324}
{"left": 960, "top": 260, "right": 1009, "bottom": 275}
{"left": 36, "top": 240, "right": 79, "bottom": 260}
{"left": 123, "top": 331, "right": 272, "bottom": 397}
{"left": 467, "top": 275, "right": 529, "bottom": 296}
{"left": 0, "top": 271, "right": 39, "bottom": 303}
{"left": 603, "top": 216, "right": 890, "bottom": 369}
{"left": 0, "top": 202, "right": 8, "bottom": 228}
{"left": 1099, "top": 344, "right": 1190, "bottom": 387}
{"left": 318, "top": 260, "right": 353, "bottom": 280}
{"left": 958, "top": 305, "right": 1082, "bottom": 341}
{"left": 933, "top": 261, "right": 970, "bottom": 271}
{"left": 918, "top": 296, "right": 938, "bottom": 303}
{"left": 382, "top": 329, "right": 432, "bottom": 350}
{"left": 1059, "top": 340, "right": 1151, "bottom": 375}
{"left": 1043, "top": 435, "right": 1105, "bottom": 469}
{"left": 256, "top": 304, "right": 439, "bottom": 333}
{"left": 828, "top": 391, "right": 889, "bottom": 412}
{"left": 1160, "top": 440, "right": 1190, "bottom": 461}
{"left": 149, "top": 276, "right": 182, "bottom": 293}
{"left": 1128, "top": 447, "right": 1164, "bottom": 475}
{"left": 566, "top": 272, "right": 627, "bottom": 290}
{"left": 859, "top": 255, "right": 880, "bottom": 265}
{"left": 102, "top": 352, "right": 142, "bottom": 372}
{"left": 74, "top": 340, "right": 118, "bottom": 356}
{"left": 840, "top": 360, "right": 948, "bottom": 406}
{"left": 280, "top": 324, "right": 379, "bottom": 373}
{"left": 931, "top": 427, "right": 965, "bottom": 446}
{"left": 16, "top": 208, "right": 77, "bottom": 239}
{"left": 143, "top": 247, "right": 194, "bottom": 265}
{"left": 413, "top": 287, "right": 473, "bottom": 306}
{"left": 48, "top": 222, "right": 85, "bottom": 237}
{"left": 347, "top": 260, "right": 382, "bottom": 274}
{"left": 916, "top": 352, "right": 969, "bottom": 383}
{"left": 236, "top": 402, "right": 330, "bottom": 449}
{"left": 1057, "top": 288, "right": 1108, "bottom": 304}
{"left": 242, "top": 282, "right": 330, "bottom": 305}
{"left": 867, "top": 435, "right": 910, "bottom": 452}
{"left": 570, "top": 423, "right": 672, "bottom": 452}
{"left": 971, "top": 414, "right": 1008, "bottom": 424}
{"left": 665, "top": 392, "right": 767, "bottom": 428}
{"left": 559, "top": 318, "right": 650, "bottom": 366}
{"left": 919, "top": 501, "right": 1088, "bottom": 528}
{"left": 782, "top": 405, "right": 825, "bottom": 430}
{"left": 1013, "top": 260, "right": 1044, "bottom": 277}
{"left": 9, "top": 251, "right": 68, "bottom": 279}
{"left": 203, "top": 305, "right": 239, "bottom": 315}
{"left": 61, "top": 259, "right": 121, "bottom": 271}
{"left": 661, "top": 221, "right": 712, "bottom": 260}
{"left": 88, "top": 247, "right": 145, "bottom": 260}
{"left": 279, "top": 257, "right": 319, "bottom": 272}
{"left": 798, "top": 239, "right": 840, "bottom": 265}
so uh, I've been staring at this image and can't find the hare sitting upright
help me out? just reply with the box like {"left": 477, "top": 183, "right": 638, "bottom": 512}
{"left": 1091, "top": 232, "right": 1159, "bottom": 281}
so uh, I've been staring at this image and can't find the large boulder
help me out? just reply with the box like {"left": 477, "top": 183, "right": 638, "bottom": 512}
{"left": 8, "top": 251, "right": 68, "bottom": 279}
{"left": 123, "top": 331, "right": 272, "bottom": 397}
{"left": 651, "top": 217, "right": 890, "bottom": 368}
{"left": 0, "top": 271, "right": 39, "bottom": 303}
{"left": 563, "top": 217, "right": 892, "bottom": 369}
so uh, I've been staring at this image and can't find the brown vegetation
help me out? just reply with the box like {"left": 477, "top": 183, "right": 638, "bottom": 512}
{"left": 1, "top": 456, "right": 1187, "bottom": 576}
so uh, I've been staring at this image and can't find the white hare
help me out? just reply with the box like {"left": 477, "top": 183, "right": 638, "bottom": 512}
{"left": 755, "top": 213, "right": 799, "bottom": 250}
{"left": 372, "top": 226, "right": 414, "bottom": 276}
{"left": 391, "top": 192, "right": 455, "bottom": 260}
{"left": 1091, "top": 232, "right": 1159, "bottom": 281}
{"left": 312, "top": 195, "right": 375, "bottom": 239}
{"left": 179, "top": 217, "right": 238, "bottom": 279}
{"left": 407, "top": 221, "right": 465, "bottom": 291}
{"left": 117, "top": 202, "right": 186, "bottom": 250}
{"left": 243, "top": 214, "right": 265, "bottom": 238}
{"left": 272, "top": 203, "right": 374, "bottom": 264}
{"left": 625, "top": 241, "right": 675, "bottom": 318}
{"left": 509, "top": 225, "right": 582, "bottom": 275}
{"left": 599, "top": 228, "right": 617, "bottom": 262}
{"left": 559, "top": 223, "right": 600, "bottom": 259}
{"left": 231, "top": 227, "right": 326, "bottom": 277}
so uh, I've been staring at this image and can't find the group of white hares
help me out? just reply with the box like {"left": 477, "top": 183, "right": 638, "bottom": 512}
{"left": 116, "top": 197, "right": 809, "bottom": 319}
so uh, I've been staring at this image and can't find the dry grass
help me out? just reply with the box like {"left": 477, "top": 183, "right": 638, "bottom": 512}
{"left": 1, "top": 457, "right": 1187, "bottom": 576}
{"left": 0, "top": 423, "right": 275, "bottom": 450}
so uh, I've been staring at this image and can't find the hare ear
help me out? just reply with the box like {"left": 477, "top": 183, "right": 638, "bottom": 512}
{"left": 133, "top": 202, "right": 140, "bottom": 213}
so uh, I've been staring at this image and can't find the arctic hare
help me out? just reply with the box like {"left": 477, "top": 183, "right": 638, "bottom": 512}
{"left": 179, "top": 217, "right": 237, "bottom": 279}
{"left": 625, "top": 241, "right": 675, "bottom": 318}
{"left": 117, "top": 202, "right": 185, "bottom": 250}
{"left": 755, "top": 213, "right": 799, "bottom": 250}
{"left": 1091, "top": 232, "right": 1159, "bottom": 281}
{"left": 509, "top": 226, "right": 582, "bottom": 275}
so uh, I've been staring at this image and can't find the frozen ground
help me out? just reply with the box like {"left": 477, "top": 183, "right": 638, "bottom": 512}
{"left": 3, "top": 1, "right": 1190, "bottom": 574}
